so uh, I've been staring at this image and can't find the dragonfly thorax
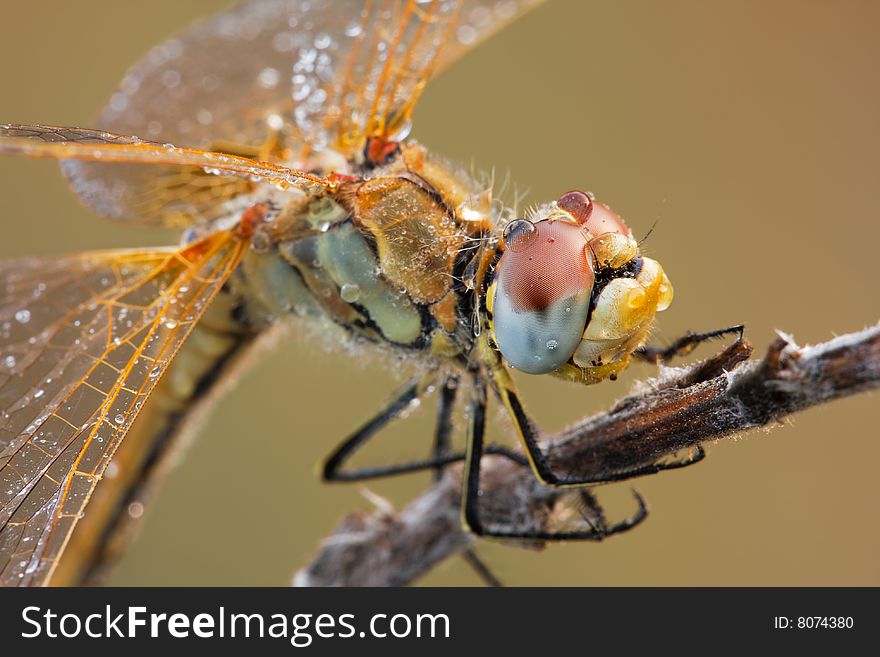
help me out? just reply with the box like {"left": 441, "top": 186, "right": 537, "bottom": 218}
{"left": 233, "top": 144, "right": 504, "bottom": 369}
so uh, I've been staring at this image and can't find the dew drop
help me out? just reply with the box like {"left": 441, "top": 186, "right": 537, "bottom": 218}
{"left": 314, "top": 33, "right": 332, "bottom": 49}
{"left": 165, "top": 319, "right": 179, "bottom": 329}
{"left": 114, "top": 414, "right": 125, "bottom": 425}
{"left": 161, "top": 69, "right": 181, "bottom": 88}
{"left": 502, "top": 220, "right": 537, "bottom": 253}
{"left": 457, "top": 25, "right": 477, "bottom": 44}
{"left": 149, "top": 366, "right": 161, "bottom": 378}
{"left": 266, "top": 112, "right": 284, "bottom": 131}
{"left": 462, "top": 258, "right": 477, "bottom": 290}
{"left": 340, "top": 283, "right": 361, "bottom": 303}
{"left": 34, "top": 389, "right": 44, "bottom": 399}
{"left": 258, "top": 67, "right": 280, "bottom": 89}
{"left": 546, "top": 339, "right": 559, "bottom": 351}
{"left": 15, "top": 310, "right": 31, "bottom": 324}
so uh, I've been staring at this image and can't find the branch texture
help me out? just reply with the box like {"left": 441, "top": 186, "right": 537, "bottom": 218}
{"left": 293, "top": 324, "right": 880, "bottom": 587}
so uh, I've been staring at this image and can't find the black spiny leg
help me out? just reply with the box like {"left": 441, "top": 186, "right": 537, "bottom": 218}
{"left": 635, "top": 324, "right": 744, "bottom": 364}
{"left": 430, "top": 377, "right": 504, "bottom": 587}
{"left": 495, "top": 378, "right": 705, "bottom": 487}
{"left": 322, "top": 377, "right": 527, "bottom": 483}
{"left": 430, "top": 377, "right": 458, "bottom": 484}
{"left": 462, "top": 379, "right": 648, "bottom": 540}
{"left": 322, "top": 377, "right": 426, "bottom": 482}
{"left": 574, "top": 489, "right": 649, "bottom": 540}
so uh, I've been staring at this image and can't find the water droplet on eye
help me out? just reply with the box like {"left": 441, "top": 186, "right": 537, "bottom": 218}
{"left": 556, "top": 190, "right": 594, "bottom": 225}
{"left": 340, "top": 283, "right": 361, "bottom": 303}
{"left": 15, "top": 310, "right": 31, "bottom": 324}
{"left": 502, "top": 220, "right": 537, "bottom": 252}
{"left": 114, "top": 414, "right": 125, "bottom": 424}
{"left": 546, "top": 339, "right": 559, "bottom": 351}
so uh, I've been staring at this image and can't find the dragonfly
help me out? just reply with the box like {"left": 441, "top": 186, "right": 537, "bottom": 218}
{"left": 0, "top": 0, "right": 736, "bottom": 587}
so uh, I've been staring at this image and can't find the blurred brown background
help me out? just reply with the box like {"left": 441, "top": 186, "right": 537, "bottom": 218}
{"left": 1, "top": 0, "right": 878, "bottom": 586}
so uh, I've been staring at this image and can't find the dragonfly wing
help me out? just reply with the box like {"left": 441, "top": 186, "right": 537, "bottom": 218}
{"left": 0, "top": 231, "right": 246, "bottom": 586}
{"left": 0, "top": 124, "right": 331, "bottom": 228}
{"left": 61, "top": 0, "right": 544, "bottom": 224}
{"left": 333, "top": 0, "right": 547, "bottom": 154}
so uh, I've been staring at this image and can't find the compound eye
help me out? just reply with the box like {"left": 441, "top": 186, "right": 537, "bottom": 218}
{"left": 584, "top": 200, "right": 631, "bottom": 238}
{"left": 491, "top": 220, "right": 595, "bottom": 374}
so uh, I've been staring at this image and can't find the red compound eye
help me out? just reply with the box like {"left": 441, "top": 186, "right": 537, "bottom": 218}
{"left": 491, "top": 220, "right": 595, "bottom": 374}
{"left": 585, "top": 200, "right": 631, "bottom": 238}
{"left": 557, "top": 190, "right": 593, "bottom": 225}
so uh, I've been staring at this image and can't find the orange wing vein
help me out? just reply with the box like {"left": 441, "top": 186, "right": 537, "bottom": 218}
{"left": 0, "top": 230, "right": 247, "bottom": 586}
{"left": 58, "top": 0, "right": 544, "bottom": 225}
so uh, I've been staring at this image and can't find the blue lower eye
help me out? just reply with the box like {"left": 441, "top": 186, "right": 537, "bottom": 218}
{"left": 491, "top": 287, "right": 590, "bottom": 374}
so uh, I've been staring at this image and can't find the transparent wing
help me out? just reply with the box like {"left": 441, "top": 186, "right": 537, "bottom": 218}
{"left": 0, "top": 230, "right": 247, "bottom": 586}
{"left": 0, "top": 124, "right": 330, "bottom": 228}
{"left": 62, "top": 0, "right": 544, "bottom": 224}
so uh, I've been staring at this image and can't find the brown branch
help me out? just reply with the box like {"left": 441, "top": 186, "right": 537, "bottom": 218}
{"left": 292, "top": 323, "right": 880, "bottom": 587}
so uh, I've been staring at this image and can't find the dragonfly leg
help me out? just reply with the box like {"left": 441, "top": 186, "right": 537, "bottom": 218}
{"left": 490, "top": 361, "right": 706, "bottom": 487}
{"left": 321, "top": 376, "right": 526, "bottom": 483}
{"left": 430, "top": 377, "right": 459, "bottom": 484}
{"left": 429, "top": 376, "right": 504, "bottom": 587}
{"left": 461, "top": 380, "right": 648, "bottom": 540}
{"left": 634, "top": 324, "right": 745, "bottom": 364}
{"left": 460, "top": 549, "right": 503, "bottom": 587}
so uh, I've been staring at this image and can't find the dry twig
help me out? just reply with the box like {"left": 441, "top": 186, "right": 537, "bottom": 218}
{"left": 293, "top": 324, "right": 880, "bottom": 586}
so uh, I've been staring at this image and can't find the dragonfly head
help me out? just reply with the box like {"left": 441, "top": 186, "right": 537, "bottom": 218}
{"left": 487, "top": 191, "right": 673, "bottom": 380}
